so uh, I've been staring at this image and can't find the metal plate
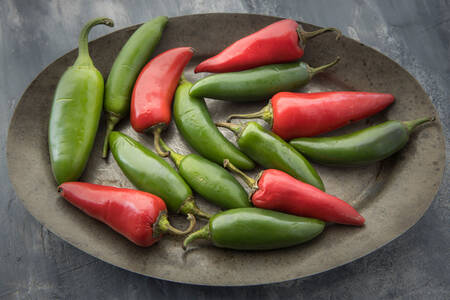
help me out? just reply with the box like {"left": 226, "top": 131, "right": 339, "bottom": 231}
{"left": 6, "top": 13, "right": 445, "bottom": 286}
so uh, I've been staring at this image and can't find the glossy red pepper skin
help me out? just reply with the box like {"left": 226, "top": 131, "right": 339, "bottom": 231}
{"left": 195, "top": 19, "right": 301, "bottom": 73}
{"left": 253, "top": 169, "right": 364, "bottom": 226}
{"left": 131, "top": 47, "right": 194, "bottom": 133}
{"left": 58, "top": 182, "right": 166, "bottom": 247}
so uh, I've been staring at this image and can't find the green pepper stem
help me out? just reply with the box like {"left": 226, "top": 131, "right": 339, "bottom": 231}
{"left": 297, "top": 26, "right": 342, "bottom": 44}
{"left": 152, "top": 127, "right": 169, "bottom": 157}
{"left": 179, "top": 197, "right": 212, "bottom": 219}
{"left": 157, "top": 212, "right": 196, "bottom": 235}
{"left": 182, "top": 225, "right": 210, "bottom": 250}
{"left": 74, "top": 17, "right": 114, "bottom": 67}
{"left": 307, "top": 57, "right": 340, "bottom": 78}
{"left": 159, "top": 138, "right": 185, "bottom": 168}
{"left": 403, "top": 117, "right": 434, "bottom": 134}
{"left": 223, "top": 159, "right": 257, "bottom": 189}
{"left": 215, "top": 122, "right": 244, "bottom": 136}
{"left": 102, "top": 113, "right": 120, "bottom": 158}
{"left": 226, "top": 102, "right": 274, "bottom": 127}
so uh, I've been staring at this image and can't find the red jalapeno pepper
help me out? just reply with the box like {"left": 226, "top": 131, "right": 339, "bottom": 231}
{"left": 224, "top": 160, "right": 364, "bottom": 226}
{"left": 58, "top": 182, "right": 196, "bottom": 247}
{"left": 195, "top": 19, "right": 341, "bottom": 73}
{"left": 227, "top": 91, "right": 395, "bottom": 140}
{"left": 131, "top": 47, "right": 194, "bottom": 156}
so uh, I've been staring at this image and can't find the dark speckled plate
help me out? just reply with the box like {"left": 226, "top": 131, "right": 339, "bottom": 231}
{"left": 6, "top": 14, "right": 445, "bottom": 286}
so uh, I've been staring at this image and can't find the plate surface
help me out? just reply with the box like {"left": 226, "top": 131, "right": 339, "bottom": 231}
{"left": 7, "top": 14, "right": 445, "bottom": 286}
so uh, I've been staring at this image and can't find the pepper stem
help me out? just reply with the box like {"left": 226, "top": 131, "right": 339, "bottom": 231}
{"left": 226, "top": 102, "right": 274, "bottom": 127}
{"left": 74, "top": 17, "right": 114, "bottom": 67}
{"left": 215, "top": 122, "right": 244, "bottom": 136}
{"left": 403, "top": 117, "right": 434, "bottom": 134}
{"left": 152, "top": 126, "right": 169, "bottom": 157}
{"left": 297, "top": 26, "right": 342, "bottom": 43}
{"left": 182, "top": 225, "right": 210, "bottom": 250}
{"left": 102, "top": 113, "right": 120, "bottom": 158}
{"left": 159, "top": 138, "right": 185, "bottom": 168}
{"left": 157, "top": 212, "right": 196, "bottom": 236}
{"left": 223, "top": 159, "right": 257, "bottom": 189}
{"left": 179, "top": 197, "right": 212, "bottom": 219}
{"left": 307, "top": 57, "right": 340, "bottom": 78}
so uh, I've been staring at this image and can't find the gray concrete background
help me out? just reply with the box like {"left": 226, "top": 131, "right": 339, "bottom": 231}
{"left": 0, "top": 0, "right": 448, "bottom": 299}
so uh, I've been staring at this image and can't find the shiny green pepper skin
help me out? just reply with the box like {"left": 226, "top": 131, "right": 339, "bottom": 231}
{"left": 102, "top": 16, "right": 168, "bottom": 157}
{"left": 183, "top": 208, "right": 325, "bottom": 250}
{"left": 109, "top": 131, "right": 209, "bottom": 218}
{"left": 189, "top": 58, "right": 339, "bottom": 102}
{"left": 173, "top": 79, "right": 255, "bottom": 170}
{"left": 49, "top": 18, "right": 114, "bottom": 185}
{"left": 290, "top": 118, "right": 433, "bottom": 166}
{"left": 217, "top": 121, "right": 324, "bottom": 191}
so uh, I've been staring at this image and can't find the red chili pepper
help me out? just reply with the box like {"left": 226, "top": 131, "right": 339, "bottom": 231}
{"left": 228, "top": 91, "right": 395, "bottom": 140}
{"left": 194, "top": 19, "right": 341, "bottom": 73}
{"left": 131, "top": 47, "right": 194, "bottom": 156}
{"left": 224, "top": 160, "right": 364, "bottom": 226}
{"left": 58, "top": 182, "right": 196, "bottom": 247}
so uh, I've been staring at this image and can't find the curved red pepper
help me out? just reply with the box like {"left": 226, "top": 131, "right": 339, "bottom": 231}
{"left": 224, "top": 161, "right": 364, "bottom": 226}
{"left": 131, "top": 47, "right": 193, "bottom": 155}
{"left": 195, "top": 19, "right": 340, "bottom": 73}
{"left": 58, "top": 182, "right": 195, "bottom": 247}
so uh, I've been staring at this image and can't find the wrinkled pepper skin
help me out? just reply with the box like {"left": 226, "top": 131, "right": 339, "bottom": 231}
{"left": 183, "top": 208, "right": 325, "bottom": 250}
{"left": 290, "top": 117, "right": 433, "bottom": 166}
{"left": 102, "top": 16, "right": 168, "bottom": 157}
{"left": 217, "top": 122, "right": 324, "bottom": 191}
{"left": 189, "top": 58, "right": 339, "bottom": 102}
{"left": 108, "top": 131, "right": 209, "bottom": 218}
{"left": 131, "top": 47, "right": 193, "bottom": 133}
{"left": 228, "top": 91, "right": 395, "bottom": 140}
{"left": 49, "top": 18, "right": 114, "bottom": 185}
{"left": 173, "top": 79, "right": 255, "bottom": 170}
{"left": 195, "top": 19, "right": 340, "bottom": 73}
{"left": 253, "top": 169, "right": 364, "bottom": 225}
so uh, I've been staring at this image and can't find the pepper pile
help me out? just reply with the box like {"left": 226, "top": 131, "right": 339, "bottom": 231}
{"left": 48, "top": 17, "right": 433, "bottom": 251}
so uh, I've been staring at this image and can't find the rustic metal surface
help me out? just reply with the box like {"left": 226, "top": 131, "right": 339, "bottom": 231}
{"left": 5, "top": 13, "right": 446, "bottom": 286}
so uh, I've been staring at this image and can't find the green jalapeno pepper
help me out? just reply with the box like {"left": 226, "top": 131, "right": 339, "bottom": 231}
{"left": 49, "top": 17, "right": 114, "bottom": 185}
{"left": 159, "top": 139, "right": 251, "bottom": 209}
{"left": 102, "top": 16, "right": 168, "bottom": 158}
{"left": 108, "top": 131, "right": 210, "bottom": 218}
{"left": 189, "top": 57, "right": 339, "bottom": 102}
{"left": 290, "top": 117, "right": 434, "bottom": 166}
{"left": 216, "top": 121, "right": 325, "bottom": 191}
{"left": 183, "top": 208, "right": 325, "bottom": 250}
{"left": 173, "top": 78, "right": 255, "bottom": 170}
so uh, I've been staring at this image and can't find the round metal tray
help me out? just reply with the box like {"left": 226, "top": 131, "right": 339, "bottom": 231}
{"left": 7, "top": 13, "right": 445, "bottom": 286}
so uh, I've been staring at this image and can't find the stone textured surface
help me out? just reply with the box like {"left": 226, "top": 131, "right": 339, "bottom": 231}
{"left": 0, "top": 0, "right": 448, "bottom": 299}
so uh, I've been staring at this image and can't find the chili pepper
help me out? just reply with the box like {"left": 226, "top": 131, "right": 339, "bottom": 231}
{"left": 102, "top": 16, "right": 168, "bottom": 158}
{"left": 109, "top": 131, "right": 210, "bottom": 218}
{"left": 290, "top": 117, "right": 434, "bottom": 166}
{"left": 189, "top": 57, "right": 339, "bottom": 102}
{"left": 195, "top": 19, "right": 341, "bottom": 73}
{"left": 216, "top": 121, "right": 324, "bottom": 191}
{"left": 173, "top": 78, "right": 255, "bottom": 170}
{"left": 227, "top": 91, "right": 395, "bottom": 140}
{"left": 58, "top": 182, "right": 195, "bottom": 247}
{"left": 183, "top": 207, "right": 325, "bottom": 250}
{"left": 224, "top": 160, "right": 364, "bottom": 226}
{"left": 159, "top": 139, "right": 250, "bottom": 209}
{"left": 131, "top": 47, "right": 194, "bottom": 156}
{"left": 48, "top": 18, "right": 114, "bottom": 185}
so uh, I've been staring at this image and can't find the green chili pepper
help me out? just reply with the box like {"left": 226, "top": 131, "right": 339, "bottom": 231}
{"left": 183, "top": 208, "right": 325, "bottom": 250}
{"left": 48, "top": 17, "right": 114, "bottom": 185}
{"left": 290, "top": 117, "right": 434, "bottom": 166}
{"left": 173, "top": 78, "right": 255, "bottom": 170}
{"left": 216, "top": 121, "right": 325, "bottom": 191}
{"left": 159, "top": 139, "right": 251, "bottom": 209}
{"left": 189, "top": 57, "right": 339, "bottom": 102}
{"left": 102, "top": 16, "right": 168, "bottom": 158}
{"left": 108, "top": 131, "right": 210, "bottom": 218}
